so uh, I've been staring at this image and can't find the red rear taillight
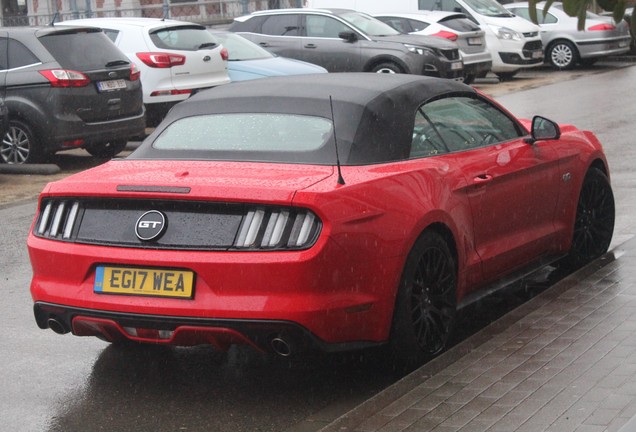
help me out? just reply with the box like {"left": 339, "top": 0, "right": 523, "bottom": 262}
{"left": 431, "top": 30, "right": 458, "bottom": 41}
{"left": 588, "top": 23, "right": 616, "bottom": 31}
{"left": 220, "top": 47, "right": 229, "bottom": 61}
{"left": 130, "top": 63, "right": 140, "bottom": 81}
{"left": 135, "top": 52, "right": 186, "bottom": 68}
{"left": 39, "top": 69, "right": 90, "bottom": 87}
{"left": 150, "top": 89, "right": 193, "bottom": 97}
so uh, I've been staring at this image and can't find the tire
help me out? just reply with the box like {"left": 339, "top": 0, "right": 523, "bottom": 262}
{"left": 548, "top": 40, "right": 578, "bottom": 70}
{"left": 0, "top": 119, "right": 46, "bottom": 164}
{"left": 495, "top": 71, "right": 518, "bottom": 81}
{"left": 388, "top": 231, "right": 457, "bottom": 368}
{"left": 371, "top": 62, "right": 403, "bottom": 74}
{"left": 463, "top": 73, "right": 475, "bottom": 85}
{"left": 85, "top": 140, "right": 128, "bottom": 159}
{"left": 560, "top": 167, "right": 615, "bottom": 271}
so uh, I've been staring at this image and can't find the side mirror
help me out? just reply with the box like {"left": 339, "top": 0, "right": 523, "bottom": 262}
{"left": 338, "top": 31, "right": 358, "bottom": 42}
{"left": 525, "top": 115, "right": 561, "bottom": 144}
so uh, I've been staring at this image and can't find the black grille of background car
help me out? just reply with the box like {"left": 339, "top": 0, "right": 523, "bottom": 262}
{"left": 440, "top": 49, "right": 461, "bottom": 61}
{"left": 523, "top": 41, "right": 543, "bottom": 52}
{"left": 33, "top": 198, "right": 322, "bottom": 251}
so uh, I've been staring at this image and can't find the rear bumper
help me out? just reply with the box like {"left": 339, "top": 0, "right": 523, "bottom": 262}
{"left": 34, "top": 302, "right": 382, "bottom": 355}
{"left": 463, "top": 59, "right": 493, "bottom": 77}
{"left": 577, "top": 36, "right": 632, "bottom": 58}
{"left": 48, "top": 109, "right": 146, "bottom": 152}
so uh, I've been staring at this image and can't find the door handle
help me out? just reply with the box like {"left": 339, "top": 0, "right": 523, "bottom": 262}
{"left": 304, "top": 44, "right": 317, "bottom": 49}
{"left": 258, "top": 42, "right": 270, "bottom": 47}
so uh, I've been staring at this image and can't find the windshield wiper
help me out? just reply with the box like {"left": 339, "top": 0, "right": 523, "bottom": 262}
{"left": 105, "top": 60, "right": 129, "bottom": 67}
{"left": 198, "top": 42, "right": 218, "bottom": 49}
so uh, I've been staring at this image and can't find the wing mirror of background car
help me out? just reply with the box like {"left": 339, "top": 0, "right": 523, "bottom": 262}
{"left": 339, "top": 31, "right": 358, "bottom": 43}
{"left": 525, "top": 115, "right": 561, "bottom": 144}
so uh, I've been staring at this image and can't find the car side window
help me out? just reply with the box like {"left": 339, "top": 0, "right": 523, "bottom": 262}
{"left": 408, "top": 19, "right": 430, "bottom": 32}
{"left": 7, "top": 38, "right": 39, "bottom": 69}
{"left": 102, "top": 29, "right": 120, "bottom": 43}
{"left": 377, "top": 17, "right": 410, "bottom": 33}
{"left": 305, "top": 15, "right": 349, "bottom": 38}
{"left": 410, "top": 96, "right": 523, "bottom": 157}
{"left": 510, "top": 8, "right": 557, "bottom": 24}
{"left": 261, "top": 15, "right": 301, "bottom": 36}
{"left": 0, "top": 38, "right": 7, "bottom": 70}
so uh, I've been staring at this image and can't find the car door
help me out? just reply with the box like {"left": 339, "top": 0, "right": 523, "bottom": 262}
{"left": 299, "top": 14, "right": 362, "bottom": 72}
{"left": 240, "top": 14, "right": 304, "bottom": 60}
{"left": 418, "top": 95, "right": 562, "bottom": 284}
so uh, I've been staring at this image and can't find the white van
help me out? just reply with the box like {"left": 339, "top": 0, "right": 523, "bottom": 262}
{"left": 305, "top": 0, "right": 544, "bottom": 79}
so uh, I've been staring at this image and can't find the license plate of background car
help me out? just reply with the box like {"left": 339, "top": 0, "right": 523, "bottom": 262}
{"left": 94, "top": 265, "right": 195, "bottom": 299}
{"left": 97, "top": 79, "right": 127, "bottom": 92}
{"left": 468, "top": 37, "right": 483, "bottom": 45}
{"left": 532, "top": 50, "right": 543, "bottom": 59}
{"left": 451, "top": 62, "right": 463, "bottom": 70}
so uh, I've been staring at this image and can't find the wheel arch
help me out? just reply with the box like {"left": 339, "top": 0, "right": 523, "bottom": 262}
{"left": 4, "top": 96, "right": 47, "bottom": 141}
{"left": 363, "top": 55, "right": 409, "bottom": 74}
{"left": 547, "top": 37, "right": 580, "bottom": 56}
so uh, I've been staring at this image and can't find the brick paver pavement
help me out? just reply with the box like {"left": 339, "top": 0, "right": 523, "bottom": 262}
{"left": 320, "top": 237, "right": 636, "bottom": 432}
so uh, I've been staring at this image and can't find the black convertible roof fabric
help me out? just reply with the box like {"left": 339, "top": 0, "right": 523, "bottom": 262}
{"left": 135, "top": 73, "right": 476, "bottom": 165}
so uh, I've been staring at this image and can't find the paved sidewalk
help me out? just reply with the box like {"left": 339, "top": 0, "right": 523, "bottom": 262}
{"left": 320, "top": 236, "right": 636, "bottom": 432}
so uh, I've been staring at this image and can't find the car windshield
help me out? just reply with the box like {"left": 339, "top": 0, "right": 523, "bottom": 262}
{"left": 338, "top": 11, "right": 401, "bottom": 36}
{"left": 150, "top": 25, "right": 220, "bottom": 51}
{"left": 152, "top": 113, "right": 333, "bottom": 162}
{"left": 211, "top": 32, "right": 273, "bottom": 61}
{"left": 463, "top": 0, "right": 514, "bottom": 17}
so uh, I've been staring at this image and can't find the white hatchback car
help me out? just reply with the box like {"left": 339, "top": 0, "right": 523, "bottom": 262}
{"left": 59, "top": 17, "right": 231, "bottom": 126}
{"left": 375, "top": 11, "right": 492, "bottom": 84}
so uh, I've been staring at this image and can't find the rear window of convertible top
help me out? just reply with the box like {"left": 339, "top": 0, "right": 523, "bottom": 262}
{"left": 152, "top": 113, "right": 334, "bottom": 162}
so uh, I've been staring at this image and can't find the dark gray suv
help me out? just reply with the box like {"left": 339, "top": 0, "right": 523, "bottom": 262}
{"left": 229, "top": 9, "right": 464, "bottom": 79}
{"left": 0, "top": 27, "right": 145, "bottom": 164}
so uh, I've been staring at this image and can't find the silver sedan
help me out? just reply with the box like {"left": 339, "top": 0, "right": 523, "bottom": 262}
{"left": 505, "top": 2, "right": 631, "bottom": 69}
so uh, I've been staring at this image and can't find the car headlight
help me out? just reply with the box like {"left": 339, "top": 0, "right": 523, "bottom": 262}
{"left": 404, "top": 43, "right": 435, "bottom": 55}
{"left": 489, "top": 25, "right": 522, "bottom": 41}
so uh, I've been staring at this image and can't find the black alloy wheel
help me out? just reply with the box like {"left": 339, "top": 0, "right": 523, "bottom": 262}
{"left": 561, "top": 167, "right": 615, "bottom": 270}
{"left": 389, "top": 231, "right": 457, "bottom": 368}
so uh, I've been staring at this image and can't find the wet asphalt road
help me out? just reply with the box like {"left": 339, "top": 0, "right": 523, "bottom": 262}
{"left": 2, "top": 63, "right": 635, "bottom": 432}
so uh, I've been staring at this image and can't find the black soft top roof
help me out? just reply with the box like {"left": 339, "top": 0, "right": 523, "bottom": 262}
{"left": 134, "top": 73, "right": 477, "bottom": 165}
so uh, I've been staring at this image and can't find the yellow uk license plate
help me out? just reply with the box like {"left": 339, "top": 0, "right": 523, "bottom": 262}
{"left": 94, "top": 266, "right": 195, "bottom": 299}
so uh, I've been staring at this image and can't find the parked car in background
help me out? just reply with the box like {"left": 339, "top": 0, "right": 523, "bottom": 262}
{"left": 29, "top": 73, "right": 614, "bottom": 368}
{"left": 0, "top": 26, "right": 145, "bottom": 164}
{"left": 60, "top": 17, "right": 231, "bottom": 126}
{"left": 207, "top": 30, "right": 327, "bottom": 81}
{"left": 374, "top": 11, "right": 492, "bottom": 83}
{"left": 229, "top": 8, "right": 464, "bottom": 79}
{"left": 306, "top": 0, "right": 544, "bottom": 80}
{"left": 504, "top": 2, "right": 631, "bottom": 70}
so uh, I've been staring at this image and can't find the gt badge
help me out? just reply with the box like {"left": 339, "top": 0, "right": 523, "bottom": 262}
{"left": 135, "top": 210, "right": 167, "bottom": 241}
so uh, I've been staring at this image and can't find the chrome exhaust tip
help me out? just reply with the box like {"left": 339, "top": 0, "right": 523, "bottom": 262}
{"left": 47, "top": 318, "right": 69, "bottom": 335}
{"left": 270, "top": 336, "right": 292, "bottom": 357}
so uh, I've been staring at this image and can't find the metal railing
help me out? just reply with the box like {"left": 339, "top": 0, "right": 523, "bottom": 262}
{"left": 2, "top": 0, "right": 303, "bottom": 27}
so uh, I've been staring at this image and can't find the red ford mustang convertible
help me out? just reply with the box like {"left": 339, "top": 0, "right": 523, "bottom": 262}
{"left": 28, "top": 73, "right": 614, "bottom": 366}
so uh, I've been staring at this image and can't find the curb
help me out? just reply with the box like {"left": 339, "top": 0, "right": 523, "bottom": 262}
{"left": 0, "top": 164, "right": 61, "bottom": 175}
